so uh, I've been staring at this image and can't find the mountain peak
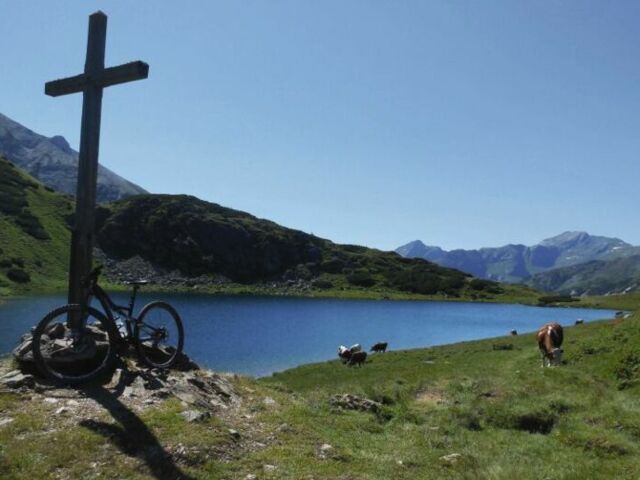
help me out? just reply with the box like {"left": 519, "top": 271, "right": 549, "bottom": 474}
{"left": 396, "top": 231, "right": 634, "bottom": 284}
{"left": 0, "top": 111, "right": 147, "bottom": 202}
{"left": 49, "top": 135, "right": 72, "bottom": 154}
{"left": 395, "top": 240, "right": 445, "bottom": 259}
{"left": 539, "top": 231, "right": 589, "bottom": 246}
{"left": 538, "top": 231, "right": 629, "bottom": 249}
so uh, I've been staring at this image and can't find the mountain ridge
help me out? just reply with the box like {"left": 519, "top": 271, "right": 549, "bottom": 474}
{"left": 396, "top": 232, "right": 635, "bottom": 284}
{"left": 0, "top": 112, "right": 147, "bottom": 202}
{"left": 0, "top": 157, "right": 538, "bottom": 302}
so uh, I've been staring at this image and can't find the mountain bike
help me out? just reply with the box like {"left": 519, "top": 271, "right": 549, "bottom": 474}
{"left": 32, "top": 266, "right": 184, "bottom": 384}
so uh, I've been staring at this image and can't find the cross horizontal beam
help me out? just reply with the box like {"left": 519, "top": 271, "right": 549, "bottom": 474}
{"left": 45, "top": 60, "right": 149, "bottom": 97}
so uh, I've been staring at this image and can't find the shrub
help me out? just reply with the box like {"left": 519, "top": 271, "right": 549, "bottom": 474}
{"left": 312, "top": 279, "right": 334, "bottom": 289}
{"left": 16, "top": 212, "right": 50, "bottom": 240}
{"left": 615, "top": 352, "right": 640, "bottom": 390}
{"left": 7, "top": 268, "right": 30, "bottom": 283}
{"left": 347, "top": 270, "right": 376, "bottom": 287}
{"left": 538, "top": 295, "right": 578, "bottom": 305}
{"left": 321, "top": 257, "right": 345, "bottom": 274}
{"left": 469, "top": 278, "right": 504, "bottom": 294}
{"left": 10, "top": 257, "right": 25, "bottom": 268}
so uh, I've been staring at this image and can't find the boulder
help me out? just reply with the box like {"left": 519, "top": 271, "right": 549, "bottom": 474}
{"left": 180, "top": 409, "right": 210, "bottom": 423}
{"left": 329, "top": 394, "right": 381, "bottom": 413}
{"left": 0, "top": 370, "right": 35, "bottom": 389}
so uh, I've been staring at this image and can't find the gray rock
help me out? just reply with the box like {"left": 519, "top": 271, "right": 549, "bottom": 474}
{"left": 263, "top": 396, "right": 277, "bottom": 407}
{"left": 277, "top": 423, "right": 291, "bottom": 433}
{"left": 180, "top": 410, "right": 210, "bottom": 423}
{"left": 228, "top": 429, "right": 241, "bottom": 440}
{"left": 440, "top": 453, "right": 463, "bottom": 465}
{"left": 329, "top": 394, "right": 381, "bottom": 413}
{"left": 0, "top": 370, "right": 35, "bottom": 389}
{"left": 0, "top": 417, "right": 14, "bottom": 428}
{"left": 0, "top": 112, "right": 147, "bottom": 202}
{"left": 317, "top": 443, "right": 334, "bottom": 459}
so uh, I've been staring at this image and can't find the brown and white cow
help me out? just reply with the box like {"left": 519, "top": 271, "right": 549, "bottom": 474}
{"left": 536, "top": 322, "right": 564, "bottom": 367}
{"left": 338, "top": 345, "right": 352, "bottom": 364}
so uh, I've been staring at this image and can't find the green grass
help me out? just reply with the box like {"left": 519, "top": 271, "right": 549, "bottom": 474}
{"left": 254, "top": 310, "right": 640, "bottom": 479}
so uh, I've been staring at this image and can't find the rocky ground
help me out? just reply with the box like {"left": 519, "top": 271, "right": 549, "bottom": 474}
{"left": 94, "top": 249, "right": 314, "bottom": 294}
{"left": 0, "top": 348, "right": 290, "bottom": 479}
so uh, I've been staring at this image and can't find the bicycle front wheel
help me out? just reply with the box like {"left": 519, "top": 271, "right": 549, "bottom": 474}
{"left": 135, "top": 301, "right": 184, "bottom": 369}
{"left": 32, "top": 304, "right": 119, "bottom": 384}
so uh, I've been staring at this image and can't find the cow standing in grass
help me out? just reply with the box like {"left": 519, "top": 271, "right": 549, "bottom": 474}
{"left": 348, "top": 351, "right": 367, "bottom": 367}
{"left": 537, "top": 322, "right": 564, "bottom": 367}
{"left": 370, "top": 342, "right": 388, "bottom": 353}
{"left": 338, "top": 345, "right": 352, "bottom": 364}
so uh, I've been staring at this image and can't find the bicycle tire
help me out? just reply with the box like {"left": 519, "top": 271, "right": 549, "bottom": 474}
{"left": 32, "top": 304, "right": 119, "bottom": 385}
{"left": 135, "top": 301, "right": 184, "bottom": 369}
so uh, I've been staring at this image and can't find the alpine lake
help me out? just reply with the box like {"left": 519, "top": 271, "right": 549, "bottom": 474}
{"left": 0, "top": 293, "right": 616, "bottom": 377}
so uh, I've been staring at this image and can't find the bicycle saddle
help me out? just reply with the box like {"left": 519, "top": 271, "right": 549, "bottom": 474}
{"left": 124, "top": 279, "right": 149, "bottom": 286}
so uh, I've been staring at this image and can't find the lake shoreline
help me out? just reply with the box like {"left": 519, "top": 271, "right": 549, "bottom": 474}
{"left": 0, "top": 294, "right": 619, "bottom": 377}
{"left": 1, "top": 283, "right": 633, "bottom": 311}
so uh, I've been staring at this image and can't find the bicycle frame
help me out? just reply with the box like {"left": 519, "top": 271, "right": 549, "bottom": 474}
{"left": 91, "top": 283, "right": 140, "bottom": 340}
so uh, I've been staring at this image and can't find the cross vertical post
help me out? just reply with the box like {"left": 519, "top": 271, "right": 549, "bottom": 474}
{"left": 45, "top": 11, "right": 149, "bottom": 322}
{"left": 68, "top": 12, "right": 106, "bottom": 310}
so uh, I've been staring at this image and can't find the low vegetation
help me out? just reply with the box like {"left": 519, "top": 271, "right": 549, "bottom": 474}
{"left": 0, "top": 156, "right": 72, "bottom": 296}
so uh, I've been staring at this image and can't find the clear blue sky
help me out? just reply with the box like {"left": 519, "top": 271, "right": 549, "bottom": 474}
{"left": 2, "top": 1, "right": 640, "bottom": 251}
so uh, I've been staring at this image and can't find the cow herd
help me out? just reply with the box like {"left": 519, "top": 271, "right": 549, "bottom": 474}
{"left": 335, "top": 320, "right": 583, "bottom": 369}
{"left": 337, "top": 342, "right": 388, "bottom": 367}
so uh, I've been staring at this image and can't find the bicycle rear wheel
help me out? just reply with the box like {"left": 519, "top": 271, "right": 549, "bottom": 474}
{"left": 32, "top": 304, "right": 119, "bottom": 384}
{"left": 135, "top": 301, "right": 184, "bottom": 369}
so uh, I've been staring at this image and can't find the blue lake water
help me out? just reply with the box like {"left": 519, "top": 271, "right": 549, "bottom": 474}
{"left": 0, "top": 294, "right": 616, "bottom": 377}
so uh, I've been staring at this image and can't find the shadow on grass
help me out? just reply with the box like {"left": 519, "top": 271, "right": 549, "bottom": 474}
{"left": 78, "top": 380, "right": 195, "bottom": 480}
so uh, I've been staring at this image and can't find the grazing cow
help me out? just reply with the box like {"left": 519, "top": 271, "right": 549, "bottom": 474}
{"left": 338, "top": 345, "right": 352, "bottom": 364}
{"left": 510, "top": 329, "right": 518, "bottom": 336}
{"left": 348, "top": 351, "right": 367, "bottom": 367}
{"left": 575, "top": 319, "right": 584, "bottom": 325}
{"left": 370, "top": 342, "right": 388, "bottom": 353}
{"left": 536, "top": 322, "right": 564, "bottom": 367}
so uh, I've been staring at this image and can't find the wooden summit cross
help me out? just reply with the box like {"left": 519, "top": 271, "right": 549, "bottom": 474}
{"left": 45, "top": 11, "right": 148, "bottom": 310}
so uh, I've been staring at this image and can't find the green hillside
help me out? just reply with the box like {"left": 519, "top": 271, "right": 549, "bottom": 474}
{"left": 0, "top": 156, "right": 72, "bottom": 296}
{"left": 529, "top": 255, "right": 640, "bottom": 295}
{"left": 95, "top": 194, "right": 539, "bottom": 302}
{"left": 0, "top": 160, "right": 538, "bottom": 303}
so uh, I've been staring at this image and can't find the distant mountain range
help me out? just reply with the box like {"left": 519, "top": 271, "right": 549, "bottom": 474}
{"left": 0, "top": 112, "right": 146, "bottom": 202}
{"left": 397, "top": 232, "right": 640, "bottom": 295}
{"left": 528, "top": 254, "right": 640, "bottom": 296}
